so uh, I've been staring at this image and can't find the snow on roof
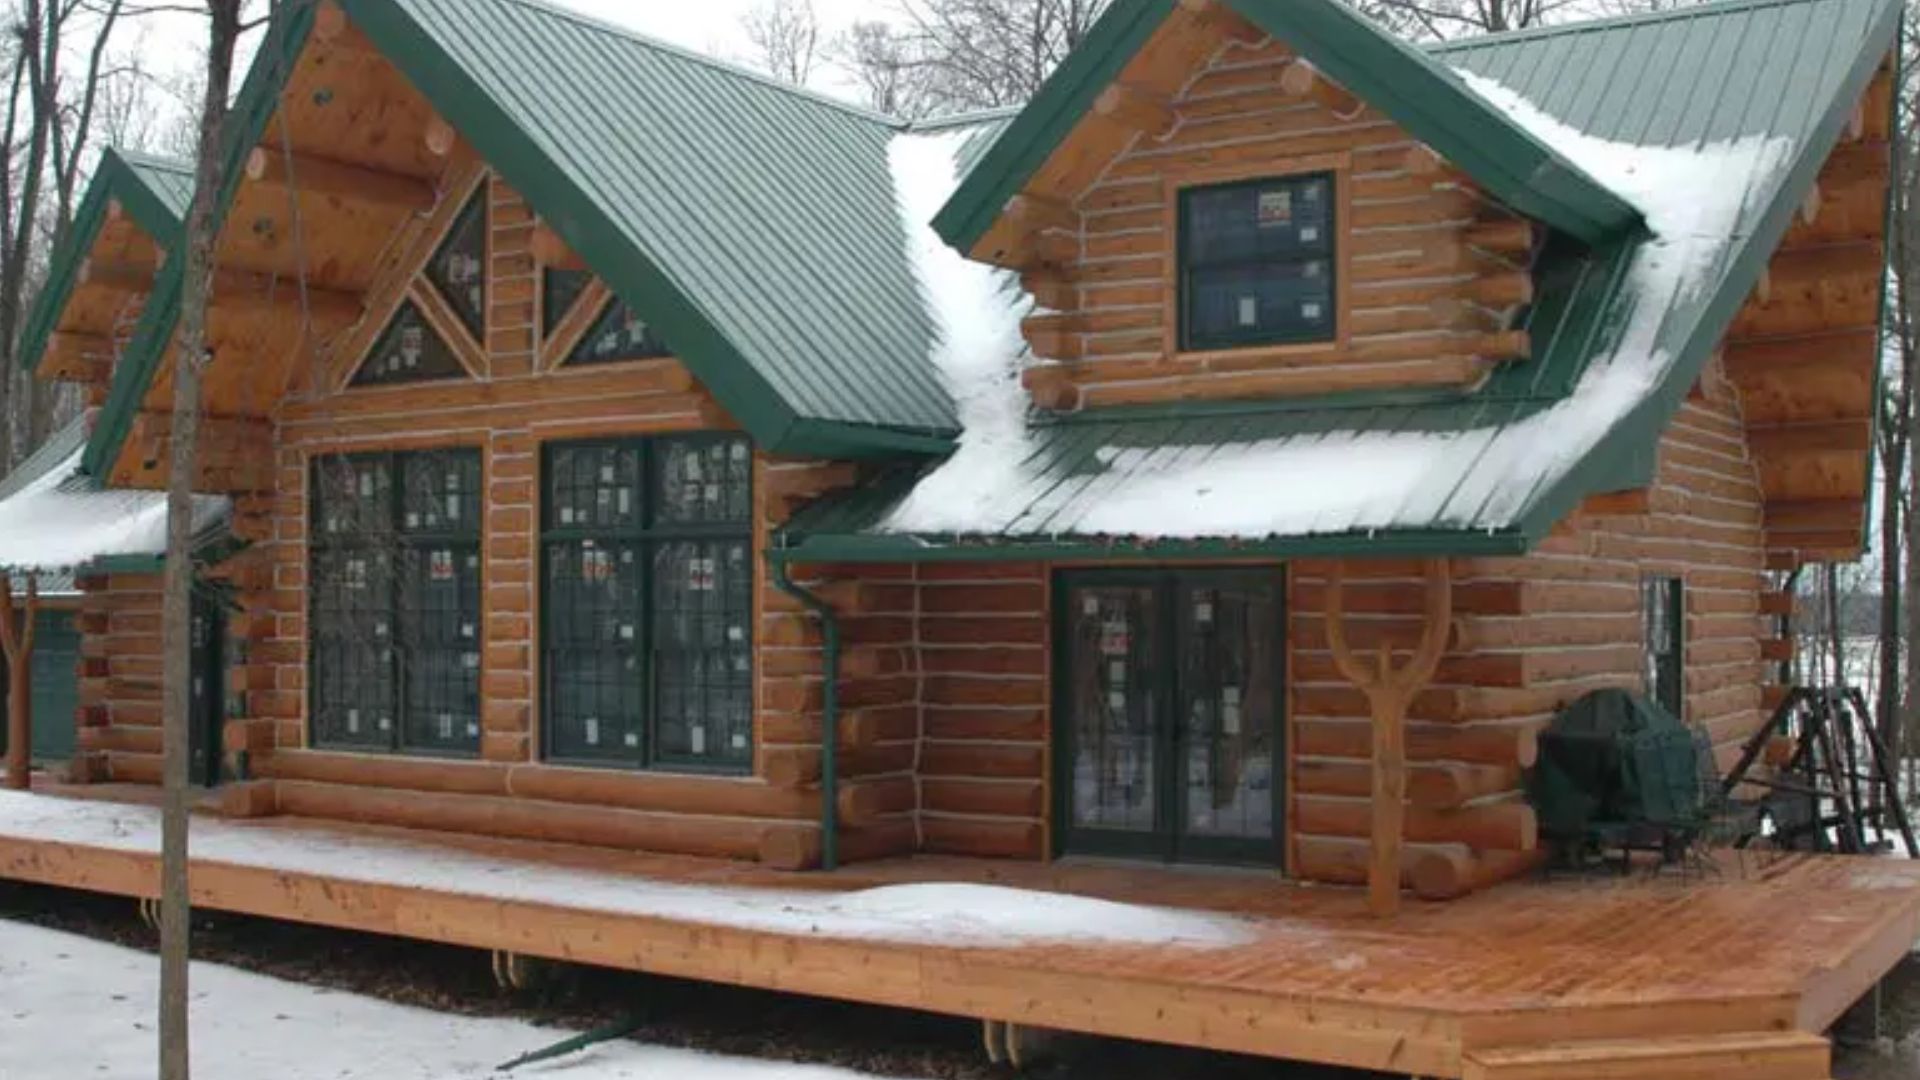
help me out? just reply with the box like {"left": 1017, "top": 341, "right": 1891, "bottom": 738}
{"left": 0, "top": 791, "right": 1257, "bottom": 949}
{"left": 0, "top": 445, "right": 228, "bottom": 571}
{"left": 871, "top": 72, "right": 1792, "bottom": 543}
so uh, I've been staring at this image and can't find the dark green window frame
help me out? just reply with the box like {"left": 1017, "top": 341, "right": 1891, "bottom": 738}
{"left": 1642, "top": 576, "right": 1685, "bottom": 719}
{"left": 309, "top": 449, "right": 484, "bottom": 757}
{"left": 540, "top": 434, "right": 753, "bottom": 773}
{"left": 1177, "top": 172, "right": 1337, "bottom": 353}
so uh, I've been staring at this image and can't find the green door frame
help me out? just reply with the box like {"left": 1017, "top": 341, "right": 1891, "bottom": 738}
{"left": 1051, "top": 566, "right": 1287, "bottom": 867}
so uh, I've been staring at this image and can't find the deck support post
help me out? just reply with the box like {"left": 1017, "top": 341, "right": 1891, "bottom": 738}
{"left": 1326, "top": 558, "right": 1451, "bottom": 917}
{"left": 0, "top": 575, "right": 39, "bottom": 790}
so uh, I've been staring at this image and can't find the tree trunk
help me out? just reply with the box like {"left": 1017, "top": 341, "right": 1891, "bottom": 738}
{"left": 160, "top": 5, "right": 244, "bottom": 1078}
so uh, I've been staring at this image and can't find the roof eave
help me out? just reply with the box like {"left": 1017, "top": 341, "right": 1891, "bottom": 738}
{"left": 769, "top": 524, "right": 1534, "bottom": 565}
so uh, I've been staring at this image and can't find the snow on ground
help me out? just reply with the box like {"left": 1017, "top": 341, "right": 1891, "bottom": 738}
{"left": 0, "top": 791, "right": 1255, "bottom": 949}
{"left": 0, "top": 919, "right": 916, "bottom": 1080}
{"left": 873, "top": 69, "right": 1795, "bottom": 543}
{"left": 0, "top": 446, "right": 227, "bottom": 570}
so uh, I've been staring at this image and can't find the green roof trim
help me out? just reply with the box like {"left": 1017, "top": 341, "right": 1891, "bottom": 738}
{"left": 933, "top": 0, "right": 1642, "bottom": 256}
{"left": 17, "top": 149, "right": 193, "bottom": 378}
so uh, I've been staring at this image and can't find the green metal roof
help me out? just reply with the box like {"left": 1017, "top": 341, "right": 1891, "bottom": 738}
{"left": 934, "top": 0, "right": 1642, "bottom": 256}
{"left": 17, "top": 149, "right": 192, "bottom": 380}
{"left": 780, "top": 0, "right": 1902, "bottom": 564}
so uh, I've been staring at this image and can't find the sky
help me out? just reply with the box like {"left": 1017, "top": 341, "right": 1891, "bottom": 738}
{"left": 122, "top": 0, "right": 899, "bottom": 118}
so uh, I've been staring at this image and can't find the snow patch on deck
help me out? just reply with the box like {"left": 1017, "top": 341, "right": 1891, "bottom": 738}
{"left": 0, "top": 919, "right": 914, "bottom": 1079}
{"left": 0, "top": 792, "right": 1255, "bottom": 949}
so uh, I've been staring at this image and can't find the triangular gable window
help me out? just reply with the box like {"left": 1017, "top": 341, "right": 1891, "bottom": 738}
{"left": 543, "top": 267, "right": 591, "bottom": 337}
{"left": 565, "top": 298, "right": 671, "bottom": 367}
{"left": 352, "top": 301, "right": 469, "bottom": 387}
{"left": 424, "top": 189, "right": 487, "bottom": 341}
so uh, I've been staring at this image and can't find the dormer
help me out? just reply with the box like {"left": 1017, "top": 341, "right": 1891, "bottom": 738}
{"left": 939, "top": 0, "right": 1642, "bottom": 413}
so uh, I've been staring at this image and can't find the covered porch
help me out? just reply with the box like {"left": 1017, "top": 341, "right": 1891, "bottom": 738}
{"left": 0, "top": 787, "right": 1913, "bottom": 1079}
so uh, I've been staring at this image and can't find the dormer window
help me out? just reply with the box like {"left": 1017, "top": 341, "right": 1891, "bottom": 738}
{"left": 1177, "top": 172, "right": 1336, "bottom": 353}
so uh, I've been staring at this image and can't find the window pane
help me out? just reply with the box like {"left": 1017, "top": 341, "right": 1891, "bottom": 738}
{"left": 312, "top": 456, "right": 392, "bottom": 539}
{"left": 353, "top": 302, "right": 469, "bottom": 387}
{"left": 424, "top": 190, "right": 487, "bottom": 340}
{"left": 546, "top": 443, "right": 642, "bottom": 531}
{"left": 1179, "top": 582, "right": 1277, "bottom": 842}
{"left": 653, "top": 437, "right": 752, "bottom": 526}
{"left": 543, "top": 267, "right": 592, "bottom": 336}
{"left": 1184, "top": 175, "right": 1333, "bottom": 267}
{"left": 310, "top": 547, "right": 396, "bottom": 749}
{"left": 400, "top": 451, "right": 482, "bottom": 535}
{"left": 1186, "top": 261, "right": 1334, "bottom": 350}
{"left": 396, "top": 543, "right": 482, "bottom": 754}
{"left": 543, "top": 539, "right": 644, "bottom": 762}
{"left": 566, "top": 298, "right": 671, "bottom": 366}
{"left": 652, "top": 539, "right": 752, "bottom": 766}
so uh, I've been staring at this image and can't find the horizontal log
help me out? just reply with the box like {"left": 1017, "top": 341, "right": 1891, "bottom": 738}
{"left": 1747, "top": 418, "right": 1872, "bottom": 458}
{"left": 756, "top": 818, "right": 919, "bottom": 869}
{"left": 837, "top": 776, "right": 917, "bottom": 827}
{"left": 1296, "top": 796, "right": 1538, "bottom": 851}
{"left": 273, "top": 779, "right": 804, "bottom": 863}
{"left": 1094, "top": 81, "right": 1175, "bottom": 137}
{"left": 921, "top": 816, "right": 1044, "bottom": 859}
{"left": 1294, "top": 836, "right": 1541, "bottom": 900}
{"left": 244, "top": 147, "right": 435, "bottom": 212}
{"left": 254, "top": 750, "right": 816, "bottom": 819}
{"left": 1295, "top": 719, "right": 1539, "bottom": 769}
{"left": 1294, "top": 759, "right": 1522, "bottom": 810}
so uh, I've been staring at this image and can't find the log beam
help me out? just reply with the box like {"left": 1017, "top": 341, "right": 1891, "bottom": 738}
{"left": 244, "top": 148, "right": 436, "bottom": 213}
{"left": 1724, "top": 327, "right": 1878, "bottom": 377}
{"left": 1747, "top": 419, "right": 1873, "bottom": 458}
{"left": 424, "top": 115, "right": 457, "bottom": 157}
{"left": 213, "top": 268, "right": 365, "bottom": 325}
{"left": 1280, "top": 60, "right": 1362, "bottom": 119}
{"left": 1004, "top": 193, "right": 1078, "bottom": 237}
{"left": 1175, "top": 0, "right": 1266, "bottom": 46}
{"left": 41, "top": 331, "right": 117, "bottom": 381}
{"left": 1094, "top": 82, "right": 1175, "bottom": 138}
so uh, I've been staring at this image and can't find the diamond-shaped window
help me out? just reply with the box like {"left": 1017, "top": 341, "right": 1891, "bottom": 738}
{"left": 352, "top": 301, "right": 469, "bottom": 387}
{"left": 424, "top": 190, "right": 487, "bottom": 340}
{"left": 565, "top": 298, "right": 671, "bottom": 367}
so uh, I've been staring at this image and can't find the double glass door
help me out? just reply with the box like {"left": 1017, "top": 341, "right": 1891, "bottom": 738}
{"left": 1056, "top": 569, "right": 1282, "bottom": 865}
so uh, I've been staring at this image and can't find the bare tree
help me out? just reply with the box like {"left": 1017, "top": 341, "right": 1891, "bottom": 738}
{"left": 742, "top": 0, "right": 820, "bottom": 87}
{"left": 159, "top": 3, "right": 250, "bottom": 1075}
{"left": 834, "top": 19, "right": 935, "bottom": 119}
{"left": 835, "top": 0, "right": 1107, "bottom": 118}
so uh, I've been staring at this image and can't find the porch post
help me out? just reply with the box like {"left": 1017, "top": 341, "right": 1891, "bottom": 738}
{"left": 1325, "top": 558, "right": 1451, "bottom": 917}
{"left": 1, "top": 575, "right": 40, "bottom": 790}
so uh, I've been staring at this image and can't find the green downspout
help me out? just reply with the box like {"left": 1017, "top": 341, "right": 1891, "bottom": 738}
{"left": 770, "top": 561, "right": 839, "bottom": 870}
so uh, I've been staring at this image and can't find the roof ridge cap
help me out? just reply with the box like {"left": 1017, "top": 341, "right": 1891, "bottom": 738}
{"left": 480, "top": 0, "right": 906, "bottom": 128}
{"left": 106, "top": 146, "right": 193, "bottom": 172}
{"left": 1427, "top": 0, "right": 1844, "bottom": 51}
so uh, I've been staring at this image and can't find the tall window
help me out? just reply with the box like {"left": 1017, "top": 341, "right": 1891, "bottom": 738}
{"left": 310, "top": 450, "right": 483, "bottom": 755}
{"left": 542, "top": 435, "right": 752, "bottom": 771}
{"left": 1642, "top": 577, "right": 1685, "bottom": 718}
{"left": 1178, "top": 173, "right": 1336, "bottom": 353}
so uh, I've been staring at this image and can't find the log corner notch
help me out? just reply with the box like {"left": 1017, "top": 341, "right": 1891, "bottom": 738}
{"left": 1326, "top": 557, "right": 1451, "bottom": 917}
{"left": 0, "top": 574, "right": 40, "bottom": 790}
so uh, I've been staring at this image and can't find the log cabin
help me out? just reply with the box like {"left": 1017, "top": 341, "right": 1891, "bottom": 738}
{"left": 0, "top": 2, "right": 1912, "bottom": 1071}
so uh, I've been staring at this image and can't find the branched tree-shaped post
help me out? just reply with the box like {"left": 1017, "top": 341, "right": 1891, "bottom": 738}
{"left": 1326, "top": 558, "right": 1452, "bottom": 917}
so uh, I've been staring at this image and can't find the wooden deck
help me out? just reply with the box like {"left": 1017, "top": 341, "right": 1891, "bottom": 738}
{"left": 1, "top": 789, "right": 1916, "bottom": 1079}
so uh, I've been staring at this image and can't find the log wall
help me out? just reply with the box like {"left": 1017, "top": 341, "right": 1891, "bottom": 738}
{"left": 70, "top": 572, "right": 165, "bottom": 784}
{"left": 1021, "top": 35, "right": 1536, "bottom": 411}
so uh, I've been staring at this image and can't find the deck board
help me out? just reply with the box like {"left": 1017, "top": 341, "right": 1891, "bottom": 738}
{"left": 0, "top": 790, "right": 1916, "bottom": 1077}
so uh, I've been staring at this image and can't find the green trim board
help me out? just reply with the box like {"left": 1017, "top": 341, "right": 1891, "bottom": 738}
{"left": 932, "top": 0, "right": 1640, "bottom": 257}
{"left": 17, "top": 148, "right": 193, "bottom": 380}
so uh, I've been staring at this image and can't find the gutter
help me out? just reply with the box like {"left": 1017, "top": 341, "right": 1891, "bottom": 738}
{"left": 768, "top": 561, "right": 840, "bottom": 871}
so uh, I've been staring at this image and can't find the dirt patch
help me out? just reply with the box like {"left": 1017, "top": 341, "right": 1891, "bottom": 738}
{"left": 0, "top": 880, "right": 1373, "bottom": 1079}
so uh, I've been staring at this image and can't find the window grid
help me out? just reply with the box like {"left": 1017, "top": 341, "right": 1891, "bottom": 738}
{"left": 310, "top": 450, "right": 483, "bottom": 757}
{"left": 542, "top": 435, "right": 752, "bottom": 772}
